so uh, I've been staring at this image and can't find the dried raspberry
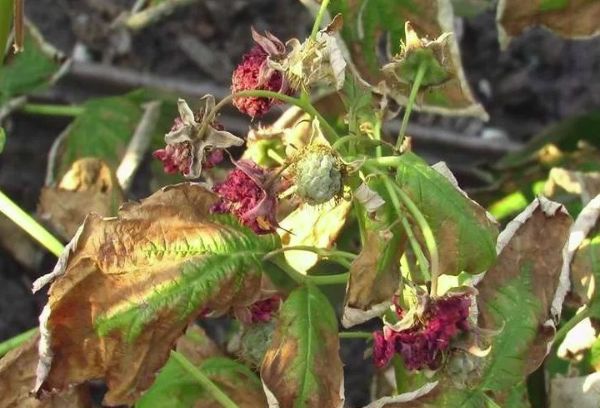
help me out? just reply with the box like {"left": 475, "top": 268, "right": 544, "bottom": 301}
{"left": 212, "top": 160, "right": 279, "bottom": 234}
{"left": 236, "top": 295, "right": 283, "bottom": 325}
{"left": 372, "top": 294, "right": 471, "bottom": 371}
{"left": 231, "top": 29, "right": 293, "bottom": 117}
{"left": 372, "top": 327, "right": 396, "bottom": 368}
{"left": 153, "top": 142, "right": 193, "bottom": 175}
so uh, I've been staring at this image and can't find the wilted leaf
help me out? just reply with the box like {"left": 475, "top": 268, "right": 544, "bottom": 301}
{"left": 550, "top": 373, "right": 600, "bottom": 408}
{"left": 0, "top": 333, "right": 91, "bottom": 408}
{"left": 261, "top": 285, "right": 344, "bottom": 408}
{"left": 564, "top": 194, "right": 600, "bottom": 309}
{"left": 363, "top": 381, "right": 439, "bottom": 408}
{"left": 278, "top": 199, "right": 352, "bottom": 274}
{"left": 39, "top": 158, "right": 124, "bottom": 240}
{"left": 343, "top": 180, "right": 405, "bottom": 327}
{"left": 0, "top": 22, "right": 66, "bottom": 106}
{"left": 328, "top": 0, "right": 488, "bottom": 119}
{"left": 137, "top": 325, "right": 267, "bottom": 408}
{"left": 33, "top": 183, "right": 280, "bottom": 405}
{"left": 544, "top": 167, "right": 600, "bottom": 205}
{"left": 497, "top": 0, "right": 600, "bottom": 49}
{"left": 396, "top": 152, "right": 499, "bottom": 276}
{"left": 477, "top": 197, "right": 572, "bottom": 390}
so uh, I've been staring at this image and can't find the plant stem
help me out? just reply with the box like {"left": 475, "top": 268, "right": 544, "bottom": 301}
{"left": 171, "top": 351, "right": 239, "bottom": 408}
{"left": 0, "top": 327, "right": 37, "bottom": 357}
{"left": 0, "top": 0, "right": 12, "bottom": 61}
{"left": 339, "top": 331, "right": 372, "bottom": 340}
{"left": 12, "top": 0, "right": 22, "bottom": 52}
{"left": 267, "top": 255, "right": 349, "bottom": 286}
{"left": 0, "top": 190, "right": 64, "bottom": 257}
{"left": 125, "top": 0, "right": 199, "bottom": 31}
{"left": 553, "top": 308, "right": 591, "bottom": 346}
{"left": 310, "top": 0, "right": 330, "bottom": 41}
{"left": 231, "top": 90, "right": 341, "bottom": 143}
{"left": 264, "top": 245, "right": 356, "bottom": 261}
{"left": 21, "top": 103, "right": 84, "bottom": 117}
{"left": 396, "top": 61, "right": 428, "bottom": 151}
{"left": 391, "top": 184, "right": 439, "bottom": 296}
{"left": 266, "top": 149, "right": 285, "bottom": 165}
{"left": 400, "top": 217, "right": 430, "bottom": 280}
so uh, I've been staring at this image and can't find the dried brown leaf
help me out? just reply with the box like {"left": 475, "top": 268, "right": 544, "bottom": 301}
{"left": 497, "top": 0, "right": 600, "bottom": 49}
{"left": 0, "top": 334, "right": 91, "bottom": 408}
{"left": 38, "top": 158, "right": 123, "bottom": 240}
{"left": 33, "top": 183, "right": 277, "bottom": 405}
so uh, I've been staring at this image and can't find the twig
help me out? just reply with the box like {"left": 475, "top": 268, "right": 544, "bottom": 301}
{"left": 116, "top": 100, "right": 162, "bottom": 191}
{"left": 125, "top": 0, "right": 201, "bottom": 31}
{"left": 12, "top": 0, "right": 23, "bottom": 52}
{"left": 0, "top": 327, "right": 37, "bottom": 357}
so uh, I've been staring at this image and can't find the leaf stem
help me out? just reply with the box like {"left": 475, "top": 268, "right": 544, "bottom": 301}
{"left": 264, "top": 245, "right": 356, "bottom": 261}
{"left": 339, "top": 331, "right": 372, "bottom": 340}
{"left": 0, "top": 190, "right": 64, "bottom": 257}
{"left": 310, "top": 0, "right": 330, "bottom": 41}
{"left": 396, "top": 61, "right": 428, "bottom": 151}
{"left": 0, "top": 0, "right": 12, "bottom": 61}
{"left": 0, "top": 327, "right": 37, "bottom": 357}
{"left": 553, "top": 307, "right": 591, "bottom": 347}
{"left": 229, "top": 90, "right": 341, "bottom": 143}
{"left": 267, "top": 255, "right": 349, "bottom": 286}
{"left": 20, "top": 103, "right": 84, "bottom": 117}
{"left": 171, "top": 350, "right": 240, "bottom": 408}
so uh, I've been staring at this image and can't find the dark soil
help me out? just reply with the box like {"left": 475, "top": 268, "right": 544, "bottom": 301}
{"left": 1, "top": 1, "right": 600, "bottom": 407}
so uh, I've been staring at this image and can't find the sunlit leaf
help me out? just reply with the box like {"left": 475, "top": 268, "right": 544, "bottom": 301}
{"left": 328, "top": 0, "right": 488, "bottom": 119}
{"left": 33, "top": 183, "right": 280, "bottom": 405}
{"left": 278, "top": 199, "right": 351, "bottom": 274}
{"left": 396, "top": 152, "right": 498, "bottom": 276}
{"left": 0, "top": 333, "right": 91, "bottom": 408}
{"left": 497, "top": 0, "right": 600, "bottom": 49}
{"left": 261, "top": 285, "right": 344, "bottom": 408}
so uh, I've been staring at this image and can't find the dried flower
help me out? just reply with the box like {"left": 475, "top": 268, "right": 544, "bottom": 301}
{"left": 372, "top": 294, "right": 471, "bottom": 370}
{"left": 212, "top": 159, "right": 281, "bottom": 234}
{"left": 268, "top": 15, "right": 346, "bottom": 92}
{"left": 235, "top": 295, "right": 283, "bottom": 325}
{"left": 153, "top": 97, "right": 244, "bottom": 178}
{"left": 232, "top": 29, "right": 292, "bottom": 117}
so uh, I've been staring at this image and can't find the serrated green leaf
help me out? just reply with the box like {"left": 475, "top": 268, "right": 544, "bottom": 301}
{"left": 0, "top": 24, "right": 62, "bottom": 105}
{"left": 261, "top": 285, "right": 344, "bottom": 408}
{"left": 395, "top": 152, "right": 498, "bottom": 276}
{"left": 33, "top": 184, "right": 280, "bottom": 406}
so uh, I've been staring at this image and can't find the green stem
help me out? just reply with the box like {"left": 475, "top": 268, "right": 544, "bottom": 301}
{"left": 267, "top": 255, "right": 349, "bottom": 286}
{"left": 264, "top": 245, "right": 356, "bottom": 260}
{"left": 171, "top": 351, "right": 239, "bottom": 408}
{"left": 0, "top": 190, "right": 64, "bottom": 257}
{"left": 310, "top": 0, "right": 330, "bottom": 41}
{"left": 553, "top": 308, "right": 591, "bottom": 347}
{"left": 396, "top": 61, "right": 428, "bottom": 151}
{"left": 232, "top": 90, "right": 341, "bottom": 144}
{"left": 0, "top": 0, "right": 12, "bottom": 61}
{"left": 339, "top": 331, "right": 372, "bottom": 340}
{"left": 0, "top": 327, "right": 37, "bottom": 357}
{"left": 21, "top": 103, "right": 84, "bottom": 117}
{"left": 390, "top": 183, "right": 439, "bottom": 296}
{"left": 332, "top": 135, "right": 394, "bottom": 153}
{"left": 400, "top": 217, "right": 430, "bottom": 281}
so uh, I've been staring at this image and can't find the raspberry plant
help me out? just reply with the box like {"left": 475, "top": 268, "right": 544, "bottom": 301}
{"left": 1, "top": 0, "right": 600, "bottom": 407}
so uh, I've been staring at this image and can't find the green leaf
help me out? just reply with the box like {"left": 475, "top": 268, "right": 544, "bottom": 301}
{"left": 261, "top": 285, "right": 344, "bottom": 408}
{"left": 53, "top": 94, "right": 144, "bottom": 179}
{"left": 33, "top": 184, "right": 280, "bottom": 405}
{"left": 395, "top": 152, "right": 498, "bottom": 276}
{"left": 137, "top": 356, "right": 265, "bottom": 408}
{"left": 0, "top": 23, "right": 63, "bottom": 105}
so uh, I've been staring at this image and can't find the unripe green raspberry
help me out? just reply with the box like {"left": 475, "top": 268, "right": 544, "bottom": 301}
{"left": 294, "top": 149, "right": 342, "bottom": 204}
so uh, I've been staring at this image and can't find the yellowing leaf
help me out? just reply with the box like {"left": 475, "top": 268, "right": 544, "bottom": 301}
{"left": 497, "top": 0, "right": 600, "bottom": 49}
{"left": 0, "top": 333, "right": 91, "bottom": 408}
{"left": 279, "top": 199, "right": 352, "bottom": 274}
{"left": 38, "top": 158, "right": 124, "bottom": 240}
{"left": 33, "top": 183, "right": 280, "bottom": 405}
